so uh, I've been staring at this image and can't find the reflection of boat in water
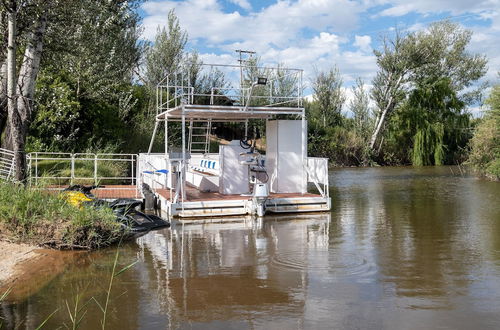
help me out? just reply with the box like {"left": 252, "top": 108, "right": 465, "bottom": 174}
{"left": 135, "top": 213, "right": 331, "bottom": 323}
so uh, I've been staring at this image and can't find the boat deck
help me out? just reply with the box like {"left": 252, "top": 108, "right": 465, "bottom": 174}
{"left": 155, "top": 186, "right": 320, "bottom": 202}
{"left": 45, "top": 185, "right": 330, "bottom": 219}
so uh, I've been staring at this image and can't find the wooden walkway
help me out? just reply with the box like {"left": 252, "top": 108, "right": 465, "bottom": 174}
{"left": 48, "top": 185, "right": 141, "bottom": 199}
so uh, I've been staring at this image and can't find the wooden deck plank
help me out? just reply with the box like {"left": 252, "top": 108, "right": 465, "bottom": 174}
{"left": 47, "top": 185, "right": 141, "bottom": 199}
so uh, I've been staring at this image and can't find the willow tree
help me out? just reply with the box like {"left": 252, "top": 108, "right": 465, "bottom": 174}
{"left": 394, "top": 77, "right": 466, "bottom": 166}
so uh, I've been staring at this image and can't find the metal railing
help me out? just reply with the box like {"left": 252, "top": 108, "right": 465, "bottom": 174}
{"left": 27, "top": 152, "right": 137, "bottom": 186}
{"left": 0, "top": 147, "right": 16, "bottom": 182}
{"left": 156, "top": 63, "right": 304, "bottom": 115}
{"left": 306, "top": 157, "right": 329, "bottom": 198}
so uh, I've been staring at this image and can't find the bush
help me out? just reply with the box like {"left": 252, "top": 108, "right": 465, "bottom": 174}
{"left": 467, "top": 85, "right": 500, "bottom": 180}
{"left": 0, "top": 183, "right": 124, "bottom": 249}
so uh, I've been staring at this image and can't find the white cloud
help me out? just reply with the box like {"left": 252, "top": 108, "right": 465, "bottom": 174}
{"left": 228, "top": 0, "right": 251, "bottom": 10}
{"left": 376, "top": 0, "right": 498, "bottom": 17}
{"left": 354, "top": 35, "right": 372, "bottom": 52}
{"left": 141, "top": 0, "right": 499, "bottom": 99}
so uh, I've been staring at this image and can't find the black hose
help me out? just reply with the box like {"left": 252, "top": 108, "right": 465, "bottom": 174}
{"left": 240, "top": 139, "right": 252, "bottom": 149}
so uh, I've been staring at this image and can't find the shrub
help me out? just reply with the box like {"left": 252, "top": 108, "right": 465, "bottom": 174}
{"left": 0, "top": 183, "right": 124, "bottom": 249}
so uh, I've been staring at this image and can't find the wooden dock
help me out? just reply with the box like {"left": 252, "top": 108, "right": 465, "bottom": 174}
{"left": 47, "top": 185, "right": 141, "bottom": 199}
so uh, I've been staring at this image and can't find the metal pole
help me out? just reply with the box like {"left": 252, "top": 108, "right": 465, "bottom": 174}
{"left": 181, "top": 110, "right": 186, "bottom": 205}
{"left": 94, "top": 154, "right": 98, "bottom": 186}
{"left": 165, "top": 118, "right": 168, "bottom": 155}
{"left": 35, "top": 152, "right": 38, "bottom": 185}
{"left": 301, "top": 109, "right": 306, "bottom": 194}
{"left": 71, "top": 154, "right": 75, "bottom": 185}
{"left": 131, "top": 154, "right": 135, "bottom": 186}
{"left": 148, "top": 120, "right": 159, "bottom": 154}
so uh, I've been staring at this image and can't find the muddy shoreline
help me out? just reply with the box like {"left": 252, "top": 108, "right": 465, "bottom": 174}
{"left": 0, "top": 241, "right": 39, "bottom": 286}
{"left": 0, "top": 240, "right": 83, "bottom": 301}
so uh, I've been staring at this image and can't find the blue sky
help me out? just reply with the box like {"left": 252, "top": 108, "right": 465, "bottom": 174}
{"left": 139, "top": 0, "right": 499, "bottom": 110}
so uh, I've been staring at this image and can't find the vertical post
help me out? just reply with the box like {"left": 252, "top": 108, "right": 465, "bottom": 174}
{"left": 301, "top": 109, "right": 306, "bottom": 194}
{"left": 27, "top": 153, "right": 32, "bottom": 186}
{"left": 94, "top": 154, "right": 98, "bottom": 186}
{"left": 70, "top": 154, "right": 75, "bottom": 185}
{"left": 269, "top": 80, "right": 272, "bottom": 105}
{"left": 164, "top": 118, "right": 168, "bottom": 155}
{"left": 131, "top": 154, "right": 135, "bottom": 186}
{"left": 181, "top": 111, "right": 186, "bottom": 206}
{"left": 34, "top": 152, "right": 38, "bottom": 185}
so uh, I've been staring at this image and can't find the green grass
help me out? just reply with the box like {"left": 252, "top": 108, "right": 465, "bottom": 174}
{"left": 0, "top": 183, "right": 125, "bottom": 249}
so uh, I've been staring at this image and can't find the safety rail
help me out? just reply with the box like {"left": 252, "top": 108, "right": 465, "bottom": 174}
{"left": 0, "top": 147, "right": 16, "bottom": 182}
{"left": 156, "top": 63, "right": 303, "bottom": 115}
{"left": 306, "top": 157, "right": 329, "bottom": 198}
{"left": 27, "top": 152, "right": 137, "bottom": 186}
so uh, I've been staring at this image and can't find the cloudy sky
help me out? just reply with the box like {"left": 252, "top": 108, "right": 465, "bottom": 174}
{"left": 139, "top": 0, "right": 499, "bottom": 107}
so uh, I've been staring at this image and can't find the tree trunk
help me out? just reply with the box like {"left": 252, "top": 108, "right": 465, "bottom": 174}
{"left": 17, "top": 11, "right": 47, "bottom": 129}
{"left": 6, "top": 1, "right": 27, "bottom": 181}
{"left": 0, "top": 61, "right": 7, "bottom": 144}
{"left": 4, "top": 4, "right": 48, "bottom": 182}
{"left": 369, "top": 74, "right": 404, "bottom": 152}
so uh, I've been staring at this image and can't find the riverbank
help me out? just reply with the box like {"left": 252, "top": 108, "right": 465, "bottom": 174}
{"left": 0, "top": 183, "right": 124, "bottom": 250}
{"left": 0, "top": 241, "right": 39, "bottom": 286}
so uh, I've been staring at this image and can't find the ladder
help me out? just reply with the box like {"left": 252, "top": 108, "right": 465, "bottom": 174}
{"left": 188, "top": 120, "right": 212, "bottom": 154}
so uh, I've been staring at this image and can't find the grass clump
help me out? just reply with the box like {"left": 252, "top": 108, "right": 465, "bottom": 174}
{"left": 0, "top": 183, "right": 124, "bottom": 249}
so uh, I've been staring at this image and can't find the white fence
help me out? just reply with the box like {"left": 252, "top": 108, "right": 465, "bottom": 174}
{"left": 27, "top": 152, "right": 137, "bottom": 185}
{"left": 0, "top": 148, "right": 16, "bottom": 182}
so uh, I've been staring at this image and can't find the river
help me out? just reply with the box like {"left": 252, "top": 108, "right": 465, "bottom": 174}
{"left": 1, "top": 166, "right": 500, "bottom": 329}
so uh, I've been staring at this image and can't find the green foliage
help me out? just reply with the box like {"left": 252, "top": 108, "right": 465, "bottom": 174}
{"left": 312, "top": 66, "right": 346, "bottom": 127}
{"left": 467, "top": 84, "right": 500, "bottom": 179}
{"left": 28, "top": 71, "right": 81, "bottom": 151}
{"left": 144, "top": 9, "right": 187, "bottom": 88}
{"left": 370, "top": 20, "right": 487, "bottom": 157}
{"left": 350, "top": 78, "right": 373, "bottom": 142}
{"left": 0, "top": 183, "right": 123, "bottom": 249}
{"left": 387, "top": 77, "right": 467, "bottom": 166}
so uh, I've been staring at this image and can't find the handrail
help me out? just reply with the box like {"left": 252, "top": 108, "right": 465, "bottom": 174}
{"left": 27, "top": 152, "right": 138, "bottom": 186}
{"left": 306, "top": 157, "right": 329, "bottom": 198}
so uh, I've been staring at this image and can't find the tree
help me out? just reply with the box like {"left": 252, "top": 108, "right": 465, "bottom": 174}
{"left": 399, "top": 77, "right": 466, "bottom": 165}
{"left": 144, "top": 9, "right": 187, "bottom": 89}
{"left": 467, "top": 82, "right": 500, "bottom": 179}
{"left": 370, "top": 20, "right": 487, "bottom": 155}
{"left": 312, "top": 66, "right": 345, "bottom": 127}
{"left": 350, "top": 78, "right": 372, "bottom": 140}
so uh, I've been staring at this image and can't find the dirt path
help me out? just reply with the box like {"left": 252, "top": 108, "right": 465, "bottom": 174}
{"left": 0, "top": 241, "right": 39, "bottom": 285}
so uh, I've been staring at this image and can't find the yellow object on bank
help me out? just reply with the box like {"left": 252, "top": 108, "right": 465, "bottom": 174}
{"left": 62, "top": 191, "right": 93, "bottom": 208}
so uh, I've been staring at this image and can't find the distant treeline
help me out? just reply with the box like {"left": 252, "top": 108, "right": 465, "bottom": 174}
{"left": 0, "top": 4, "right": 497, "bottom": 180}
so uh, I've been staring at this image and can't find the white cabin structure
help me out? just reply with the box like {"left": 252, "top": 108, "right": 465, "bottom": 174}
{"left": 137, "top": 63, "right": 330, "bottom": 219}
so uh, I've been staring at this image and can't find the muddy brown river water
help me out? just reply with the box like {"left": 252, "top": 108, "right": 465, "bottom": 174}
{"left": 1, "top": 166, "right": 500, "bottom": 329}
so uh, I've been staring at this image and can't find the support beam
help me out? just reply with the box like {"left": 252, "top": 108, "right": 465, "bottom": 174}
{"left": 164, "top": 118, "right": 168, "bottom": 155}
{"left": 148, "top": 120, "right": 159, "bottom": 154}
